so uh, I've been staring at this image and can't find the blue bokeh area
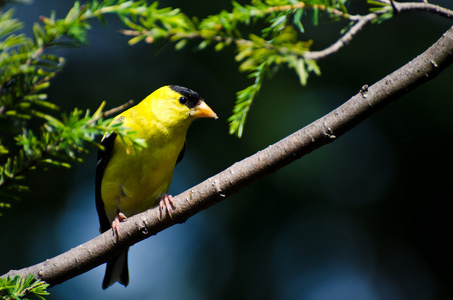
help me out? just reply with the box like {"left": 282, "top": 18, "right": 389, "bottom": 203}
{"left": 2, "top": 1, "right": 453, "bottom": 299}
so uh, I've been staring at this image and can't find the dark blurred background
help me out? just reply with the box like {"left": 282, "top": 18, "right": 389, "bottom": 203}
{"left": 1, "top": 0, "right": 453, "bottom": 299}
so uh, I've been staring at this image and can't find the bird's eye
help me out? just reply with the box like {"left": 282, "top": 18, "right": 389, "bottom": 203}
{"left": 179, "top": 96, "right": 188, "bottom": 105}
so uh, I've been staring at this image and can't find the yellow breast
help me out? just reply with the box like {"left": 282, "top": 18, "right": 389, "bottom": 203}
{"left": 100, "top": 105, "right": 188, "bottom": 222}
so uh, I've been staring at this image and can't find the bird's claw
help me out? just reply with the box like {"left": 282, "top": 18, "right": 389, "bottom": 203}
{"left": 159, "top": 194, "right": 175, "bottom": 220}
{"left": 112, "top": 211, "right": 127, "bottom": 237}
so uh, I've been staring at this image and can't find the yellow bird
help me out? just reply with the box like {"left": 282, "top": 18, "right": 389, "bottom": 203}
{"left": 95, "top": 85, "right": 217, "bottom": 289}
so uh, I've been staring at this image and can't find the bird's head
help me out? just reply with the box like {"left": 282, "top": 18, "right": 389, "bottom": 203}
{"left": 144, "top": 85, "right": 217, "bottom": 129}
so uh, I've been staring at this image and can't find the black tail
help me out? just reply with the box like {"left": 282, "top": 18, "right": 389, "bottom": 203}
{"left": 102, "top": 249, "right": 129, "bottom": 289}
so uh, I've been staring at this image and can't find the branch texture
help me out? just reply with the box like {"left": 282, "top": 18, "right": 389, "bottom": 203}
{"left": 3, "top": 25, "right": 453, "bottom": 287}
{"left": 304, "top": 1, "right": 453, "bottom": 61}
{"left": 389, "top": 0, "right": 453, "bottom": 19}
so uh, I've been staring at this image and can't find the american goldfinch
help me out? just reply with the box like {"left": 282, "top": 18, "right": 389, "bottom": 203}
{"left": 95, "top": 85, "right": 217, "bottom": 289}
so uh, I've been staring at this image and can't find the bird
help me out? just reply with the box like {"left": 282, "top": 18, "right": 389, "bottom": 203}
{"left": 95, "top": 85, "right": 217, "bottom": 289}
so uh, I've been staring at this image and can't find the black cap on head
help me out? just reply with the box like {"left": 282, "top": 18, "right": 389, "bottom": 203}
{"left": 170, "top": 85, "right": 202, "bottom": 109}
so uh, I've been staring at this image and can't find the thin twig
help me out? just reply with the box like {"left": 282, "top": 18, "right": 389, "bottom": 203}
{"left": 377, "top": 0, "right": 453, "bottom": 20}
{"left": 102, "top": 99, "right": 134, "bottom": 119}
{"left": 303, "top": 1, "right": 453, "bottom": 61}
{"left": 303, "top": 13, "right": 378, "bottom": 60}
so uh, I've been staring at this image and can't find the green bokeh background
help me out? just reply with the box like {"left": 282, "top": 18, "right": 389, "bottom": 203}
{"left": 1, "top": 1, "right": 453, "bottom": 299}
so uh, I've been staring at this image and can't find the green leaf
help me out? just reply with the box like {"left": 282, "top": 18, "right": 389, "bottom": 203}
{"left": 174, "top": 39, "right": 187, "bottom": 50}
{"left": 312, "top": 6, "right": 319, "bottom": 26}
{"left": 293, "top": 8, "right": 304, "bottom": 33}
{"left": 40, "top": 158, "right": 71, "bottom": 168}
{"left": 0, "top": 275, "right": 50, "bottom": 299}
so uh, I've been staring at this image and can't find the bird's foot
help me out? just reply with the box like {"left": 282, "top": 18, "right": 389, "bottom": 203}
{"left": 112, "top": 211, "right": 127, "bottom": 237}
{"left": 159, "top": 194, "right": 175, "bottom": 220}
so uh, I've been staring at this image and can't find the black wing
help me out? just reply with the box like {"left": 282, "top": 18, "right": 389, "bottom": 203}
{"left": 95, "top": 131, "right": 117, "bottom": 233}
{"left": 96, "top": 129, "right": 184, "bottom": 233}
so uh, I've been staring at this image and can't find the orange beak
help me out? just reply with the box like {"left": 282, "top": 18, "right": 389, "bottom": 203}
{"left": 191, "top": 101, "right": 218, "bottom": 119}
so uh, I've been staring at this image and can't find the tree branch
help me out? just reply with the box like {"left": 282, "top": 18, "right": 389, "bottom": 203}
{"left": 304, "top": 1, "right": 453, "bottom": 61}
{"left": 382, "top": 0, "right": 453, "bottom": 19}
{"left": 3, "top": 24, "right": 453, "bottom": 288}
{"left": 303, "top": 13, "right": 378, "bottom": 60}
